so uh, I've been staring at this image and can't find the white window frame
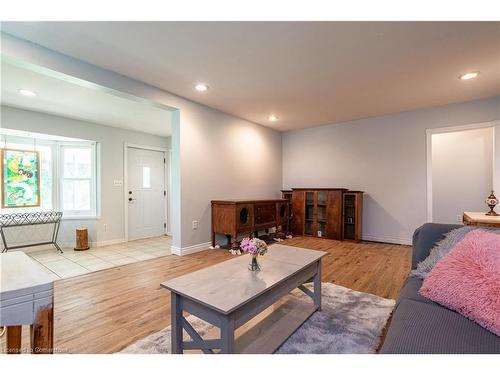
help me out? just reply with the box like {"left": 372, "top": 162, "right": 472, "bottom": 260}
{"left": 57, "top": 142, "right": 98, "bottom": 218}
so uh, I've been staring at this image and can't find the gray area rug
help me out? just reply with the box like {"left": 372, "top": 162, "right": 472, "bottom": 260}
{"left": 120, "top": 283, "right": 395, "bottom": 354}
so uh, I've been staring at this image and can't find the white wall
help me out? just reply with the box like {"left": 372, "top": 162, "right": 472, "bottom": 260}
{"left": 282, "top": 96, "right": 500, "bottom": 244}
{"left": 431, "top": 127, "right": 493, "bottom": 224}
{"left": 1, "top": 33, "right": 283, "bottom": 253}
{"left": 1, "top": 105, "right": 171, "bottom": 246}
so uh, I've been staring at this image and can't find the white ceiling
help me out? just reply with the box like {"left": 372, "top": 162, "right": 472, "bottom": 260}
{"left": 2, "top": 22, "right": 500, "bottom": 131}
{"left": 1, "top": 60, "right": 173, "bottom": 136}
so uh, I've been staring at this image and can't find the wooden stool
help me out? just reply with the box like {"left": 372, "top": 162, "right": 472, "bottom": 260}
{"left": 74, "top": 228, "right": 90, "bottom": 251}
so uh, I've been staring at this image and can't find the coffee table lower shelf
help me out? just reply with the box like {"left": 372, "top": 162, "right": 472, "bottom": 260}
{"left": 234, "top": 296, "right": 317, "bottom": 354}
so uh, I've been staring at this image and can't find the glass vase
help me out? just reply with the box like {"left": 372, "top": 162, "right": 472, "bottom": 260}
{"left": 248, "top": 254, "right": 261, "bottom": 271}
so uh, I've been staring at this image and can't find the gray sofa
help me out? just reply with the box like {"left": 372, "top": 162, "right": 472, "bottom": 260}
{"left": 380, "top": 223, "right": 500, "bottom": 354}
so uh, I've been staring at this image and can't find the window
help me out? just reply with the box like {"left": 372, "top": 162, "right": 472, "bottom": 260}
{"left": 60, "top": 145, "right": 96, "bottom": 216}
{"left": 142, "top": 166, "right": 151, "bottom": 189}
{"left": 0, "top": 129, "right": 98, "bottom": 218}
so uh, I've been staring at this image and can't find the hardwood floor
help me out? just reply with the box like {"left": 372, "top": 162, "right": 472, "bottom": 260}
{"left": 1, "top": 237, "right": 411, "bottom": 354}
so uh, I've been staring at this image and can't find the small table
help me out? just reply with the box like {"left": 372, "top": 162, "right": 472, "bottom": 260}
{"left": 463, "top": 211, "right": 500, "bottom": 228}
{"left": 0, "top": 252, "right": 55, "bottom": 354}
{"left": 161, "top": 244, "right": 327, "bottom": 354}
{"left": 0, "top": 212, "right": 63, "bottom": 253}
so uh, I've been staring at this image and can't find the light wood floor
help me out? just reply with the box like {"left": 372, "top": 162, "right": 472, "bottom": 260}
{"left": 1, "top": 237, "right": 411, "bottom": 354}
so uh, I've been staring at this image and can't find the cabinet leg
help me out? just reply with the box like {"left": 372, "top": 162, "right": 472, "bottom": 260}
{"left": 6, "top": 326, "right": 22, "bottom": 354}
{"left": 231, "top": 232, "right": 239, "bottom": 251}
{"left": 276, "top": 225, "right": 285, "bottom": 239}
{"left": 31, "top": 306, "right": 54, "bottom": 354}
{"left": 231, "top": 240, "right": 239, "bottom": 251}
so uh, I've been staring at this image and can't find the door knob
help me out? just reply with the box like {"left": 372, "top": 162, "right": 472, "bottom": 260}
{"left": 128, "top": 197, "right": 135, "bottom": 202}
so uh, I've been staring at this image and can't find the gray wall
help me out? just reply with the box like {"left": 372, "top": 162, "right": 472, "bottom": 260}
{"left": 1, "top": 105, "right": 171, "bottom": 246}
{"left": 178, "top": 103, "right": 282, "bottom": 250}
{"left": 432, "top": 127, "right": 493, "bottom": 224}
{"left": 282, "top": 96, "right": 500, "bottom": 244}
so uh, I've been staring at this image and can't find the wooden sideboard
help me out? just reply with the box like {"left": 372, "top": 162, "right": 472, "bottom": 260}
{"left": 211, "top": 199, "right": 288, "bottom": 250}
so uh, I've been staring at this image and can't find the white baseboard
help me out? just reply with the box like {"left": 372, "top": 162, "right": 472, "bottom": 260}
{"left": 171, "top": 241, "right": 212, "bottom": 256}
{"left": 362, "top": 234, "right": 412, "bottom": 246}
{"left": 95, "top": 238, "right": 127, "bottom": 247}
{"left": 58, "top": 238, "right": 126, "bottom": 248}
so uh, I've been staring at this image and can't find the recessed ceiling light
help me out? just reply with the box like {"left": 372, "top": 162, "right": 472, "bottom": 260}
{"left": 459, "top": 71, "right": 479, "bottom": 80}
{"left": 194, "top": 83, "right": 209, "bottom": 92}
{"left": 18, "top": 89, "right": 37, "bottom": 97}
{"left": 268, "top": 114, "right": 279, "bottom": 122}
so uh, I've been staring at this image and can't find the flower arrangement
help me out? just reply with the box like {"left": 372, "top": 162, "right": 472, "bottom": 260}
{"left": 240, "top": 237, "right": 268, "bottom": 271}
{"left": 240, "top": 237, "right": 268, "bottom": 256}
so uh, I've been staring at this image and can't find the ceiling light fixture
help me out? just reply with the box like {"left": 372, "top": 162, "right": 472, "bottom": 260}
{"left": 268, "top": 114, "right": 279, "bottom": 122}
{"left": 195, "top": 83, "right": 209, "bottom": 92}
{"left": 459, "top": 71, "right": 479, "bottom": 80}
{"left": 18, "top": 89, "right": 37, "bottom": 97}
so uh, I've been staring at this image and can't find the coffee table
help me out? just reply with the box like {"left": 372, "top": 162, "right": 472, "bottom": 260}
{"left": 160, "top": 244, "right": 327, "bottom": 354}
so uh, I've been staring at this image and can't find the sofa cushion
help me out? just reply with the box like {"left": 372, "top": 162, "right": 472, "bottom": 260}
{"left": 380, "top": 299, "right": 500, "bottom": 354}
{"left": 420, "top": 230, "right": 500, "bottom": 336}
{"left": 410, "top": 226, "right": 476, "bottom": 279}
{"left": 396, "top": 276, "right": 433, "bottom": 307}
{"left": 411, "top": 223, "right": 462, "bottom": 269}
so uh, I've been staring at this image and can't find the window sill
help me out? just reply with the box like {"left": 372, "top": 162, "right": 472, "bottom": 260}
{"left": 62, "top": 215, "right": 101, "bottom": 221}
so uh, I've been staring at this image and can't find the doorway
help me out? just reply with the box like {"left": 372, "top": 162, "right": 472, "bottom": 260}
{"left": 426, "top": 123, "right": 495, "bottom": 224}
{"left": 125, "top": 145, "right": 168, "bottom": 241}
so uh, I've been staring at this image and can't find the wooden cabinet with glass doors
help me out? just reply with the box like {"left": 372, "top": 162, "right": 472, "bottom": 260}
{"left": 290, "top": 188, "right": 346, "bottom": 240}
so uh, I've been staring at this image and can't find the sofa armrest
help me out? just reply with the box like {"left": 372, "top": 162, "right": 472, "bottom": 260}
{"left": 411, "top": 223, "right": 462, "bottom": 269}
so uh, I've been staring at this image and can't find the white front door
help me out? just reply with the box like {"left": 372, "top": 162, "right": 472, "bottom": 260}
{"left": 127, "top": 147, "right": 166, "bottom": 240}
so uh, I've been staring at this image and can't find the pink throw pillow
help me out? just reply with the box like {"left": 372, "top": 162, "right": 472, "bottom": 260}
{"left": 420, "top": 229, "right": 500, "bottom": 336}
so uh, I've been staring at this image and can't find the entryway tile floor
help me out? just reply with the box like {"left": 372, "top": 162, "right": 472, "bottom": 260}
{"left": 27, "top": 236, "right": 172, "bottom": 280}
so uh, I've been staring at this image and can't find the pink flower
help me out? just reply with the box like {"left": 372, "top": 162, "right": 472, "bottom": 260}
{"left": 240, "top": 237, "right": 268, "bottom": 255}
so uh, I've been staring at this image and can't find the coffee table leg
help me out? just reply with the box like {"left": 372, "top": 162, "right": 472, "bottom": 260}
{"left": 171, "top": 292, "right": 183, "bottom": 354}
{"left": 220, "top": 315, "right": 235, "bottom": 354}
{"left": 313, "top": 260, "right": 322, "bottom": 311}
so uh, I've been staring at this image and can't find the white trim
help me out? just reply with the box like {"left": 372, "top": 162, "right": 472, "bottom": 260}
{"left": 126, "top": 143, "right": 170, "bottom": 153}
{"left": 362, "top": 234, "right": 412, "bottom": 246}
{"left": 62, "top": 215, "right": 101, "bottom": 220}
{"left": 93, "top": 238, "right": 127, "bottom": 247}
{"left": 425, "top": 121, "right": 499, "bottom": 223}
{"left": 171, "top": 241, "right": 212, "bottom": 256}
{"left": 59, "top": 238, "right": 126, "bottom": 248}
{"left": 123, "top": 143, "right": 170, "bottom": 242}
{"left": 426, "top": 128, "right": 433, "bottom": 222}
